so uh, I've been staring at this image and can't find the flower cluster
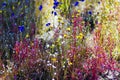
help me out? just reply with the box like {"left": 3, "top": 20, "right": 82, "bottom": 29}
{"left": 0, "top": 0, "right": 120, "bottom": 80}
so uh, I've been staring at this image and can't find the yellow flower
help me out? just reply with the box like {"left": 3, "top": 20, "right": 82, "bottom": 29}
{"left": 51, "top": 57, "right": 57, "bottom": 62}
{"left": 12, "top": 6, "right": 15, "bottom": 10}
{"left": 25, "top": 34, "right": 29, "bottom": 38}
{"left": 56, "top": 38, "right": 60, "bottom": 42}
{"left": 66, "top": 27, "right": 71, "bottom": 31}
{"left": 44, "top": 16, "right": 48, "bottom": 19}
{"left": 106, "top": 5, "right": 110, "bottom": 9}
{"left": 91, "top": 54, "right": 96, "bottom": 58}
{"left": 31, "top": 42, "right": 34, "bottom": 46}
{"left": 64, "top": 34, "right": 67, "bottom": 38}
{"left": 72, "top": 15, "right": 74, "bottom": 18}
{"left": 51, "top": 44, "right": 55, "bottom": 48}
{"left": 0, "top": 10, "right": 2, "bottom": 13}
{"left": 18, "top": 1, "right": 20, "bottom": 5}
{"left": 71, "top": 20, "right": 74, "bottom": 23}
{"left": 68, "top": 61, "right": 72, "bottom": 65}
{"left": 61, "top": 21, "right": 64, "bottom": 24}
{"left": 76, "top": 33, "right": 84, "bottom": 39}
{"left": 58, "top": 17, "right": 62, "bottom": 22}
{"left": 25, "top": 6, "right": 27, "bottom": 8}
{"left": 76, "top": 14, "right": 79, "bottom": 17}
{"left": 78, "top": 10, "right": 80, "bottom": 13}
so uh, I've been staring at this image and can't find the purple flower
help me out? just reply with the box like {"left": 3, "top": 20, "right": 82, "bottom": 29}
{"left": 14, "top": 75, "right": 17, "bottom": 80}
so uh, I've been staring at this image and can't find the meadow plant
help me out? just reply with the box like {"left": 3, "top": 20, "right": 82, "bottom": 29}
{"left": 0, "top": 0, "right": 120, "bottom": 80}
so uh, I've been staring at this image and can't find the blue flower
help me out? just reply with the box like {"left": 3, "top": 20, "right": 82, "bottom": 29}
{"left": 88, "top": 11, "right": 92, "bottom": 15}
{"left": 54, "top": 1, "right": 59, "bottom": 6}
{"left": 11, "top": 13, "right": 14, "bottom": 17}
{"left": 19, "top": 25, "right": 25, "bottom": 32}
{"left": 54, "top": 12, "right": 57, "bottom": 16}
{"left": 25, "top": 0, "right": 29, "bottom": 3}
{"left": 53, "top": 5, "right": 57, "bottom": 9}
{"left": 54, "top": 0, "right": 57, "bottom": 2}
{"left": 39, "top": 5, "right": 43, "bottom": 11}
{"left": 98, "top": 2, "right": 100, "bottom": 4}
{"left": 53, "top": 0, "right": 59, "bottom": 9}
{"left": 2, "top": 2, "right": 7, "bottom": 7}
{"left": 51, "top": 11, "right": 57, "bottom": 16}
{"left": 80, "top": 0, "right": 85, "bottom": 2}
{"left": 74, "top": 1, "right": 79, "bottom": 6}
{"left": 46, "top": 23, "right": 51, "bottom": 26}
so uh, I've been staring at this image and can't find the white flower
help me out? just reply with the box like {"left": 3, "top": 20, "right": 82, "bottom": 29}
{"left": 46, "top": 44, "right": 50, "bottom": 48}
{"left": 52, "top": 78, "right": 55, "bottom": 80}
{"left": 59, "top": 35, "right": 63, "bottom": 39}
{"left": 54, "top": 72, "right": 57, "bottom": 75}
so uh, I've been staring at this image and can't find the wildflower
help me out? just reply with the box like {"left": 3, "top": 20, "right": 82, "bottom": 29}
{"left": 11, "top": 13, "right": 14, "bottom": 17}
{"left": 53, "top": 0, "right": 59, "bottom": 9}
{"left": 52, "top": 78, "right": 55, "bottom": 80}
{"left": 76, "top": 13, "right": 79, "bottom": 17}
{"left": 66, "top": 27, "right": 71, "bottom": 31}
{"left": 80, "top": 0, "right": 85, "bottom": 2}
{"left": 54, "top": 12, "right": 57, "bottom": 16}
{"left": 68, "top": 61, "right": 72, "bottom": 65}
{"left": 59, "top": 35, "right": 63, "bottom": 39}
{"left": 53, "top": 6, "right": 56, "bottom": 9}
{"left": 61, "top": 21, "right": 64, "bottom": 24}
{"left": 12, "top": 6, "right": 15, "bottom": 10}
{"left": 14, "top": 75, "right": 17, "bottom": 80}
{"left": 88, "top": 11, "right": 92, "bottom": 15}
{"left": 54, "top": 72, "right": 57, "bottom": 75}
{"left": 31, "top": 42, "right": 34, "bottom": 46}
{"left": 58, "top": 17, "right": 62, "bottom": 22}
{"left": 51, "top": 57, "right": 57, "bottom": 62}
{"left": 74, "top": 1, "right": 79, "bottom": 6}
{"left": 78, "top": 10, "right": 80, "bottom": 13}
{"left": 54, "top": 1, "right": 59, "bottom": 6}
{"left": 98, "top": 2, "right": 100, "bottom": 4}
{"left": 39, "top": 5, "right": 43, "bottom": 11}
{"left": 76, "top": 33, "right": 84, "bottom": 39}
{"left": 72, "top": 15, "right": 74, "bottom": 18}
{"left": 2, "top": 2, "right": 7, "bottom": 7}
{"left": 25, "top": 34, "right": 29, "bottom": 38}
{"left": 18, "top": 25, "right": 25, "bottom": 32}
{"left": 18, "top": 1, "right": 20, "bottom": 5}
{"left": 46, "top": 44, "right": 50, "bottom": 48}
{"left": 51, "top": 44, "right": 55, "bottom": 48}
{"left": 54, "top": 0, "right": 57, "bottom": 2}
{"left": 0, "top": 10, "right": 2, "bottom": 13}
{"left": 25, "top": 5, "right": 27, "bottom": 8}
{"left": 46, "top": 23, "right": 51, "bottom": 26}
{"left": 64, "top": 34, "right": 67, "bottom": 38}
{"left": 51, "top": 11, "right": 57, "bottom": 16}
{"left": 56, "top": 38, "right": 61, "bottom": 45}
